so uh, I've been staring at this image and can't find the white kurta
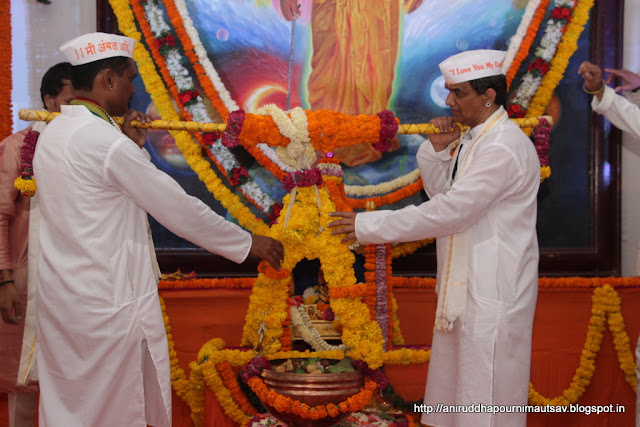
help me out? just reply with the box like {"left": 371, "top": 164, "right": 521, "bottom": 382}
{"left": 355, "top": 108, "right": 540, "bottom": 427}
{"left": 33, "top": 105, "right": 252, "bottom": 427}
{"left": 591, "top": 86, "right": 640, "bottom": 427}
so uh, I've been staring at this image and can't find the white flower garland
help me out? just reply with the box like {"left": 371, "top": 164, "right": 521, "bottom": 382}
{"left": 344, "top": 169, "right": 422, "bottom": 197}
{"left": 172, "top": 0, "right": 239, "bottom": 112}
{"left": 289, "top": 305, "right": 348, "bottom": 352}
{"left": 257, "top": 104, "right": 315, "bottom": 170}
{"left": 511, "top": 0, "right": 576, "bottom": 109}
{"left": 502, "top": 0, "right": 542, "bottom": 73}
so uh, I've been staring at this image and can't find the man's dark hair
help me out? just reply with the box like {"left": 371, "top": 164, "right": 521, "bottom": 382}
{"left": 71, "top": 56, "right": 131, "bottom": 92}
{"left": 40, "top": 62, "right": 73, "bottom": 108}
{"left": 468, "top": 74, "right": 508, "bottom": 107}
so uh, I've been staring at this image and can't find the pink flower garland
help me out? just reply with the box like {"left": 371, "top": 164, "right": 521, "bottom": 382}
{"left": 221, "top": 109, "right": 245, "bottom": 148}
{"left": 375, "top": 244, "right": 389, "bottom": 348}
{"left": 533, "top": 117, "right": 551, "bottom": 167}
{"left": 372, "top": 110, "right": 399, "bottom": 152}
{"left": 19, "top": 130, "right": 40, "bottom": 180}
{"left": 281, "top": 168, "right": 323, "bottom": 192}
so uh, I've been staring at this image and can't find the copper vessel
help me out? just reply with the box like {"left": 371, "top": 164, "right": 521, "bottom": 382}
{"left": 260, "top": 366, "right": 365, "bottom": 427}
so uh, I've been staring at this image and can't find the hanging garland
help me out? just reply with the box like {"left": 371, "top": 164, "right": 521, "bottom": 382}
{"left": 110, "top": 0, "right": 271, "bottom": 235}
{"left": 0, "top": 0, "right": 11, "bottom": 141}
{"left": 134, "top": 0, "right": 277, "bottom": 216}
{"left": 503, "top": 0, "right": 551, "bottom": 89}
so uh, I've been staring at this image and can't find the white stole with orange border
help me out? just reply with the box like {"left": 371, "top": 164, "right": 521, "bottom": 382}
{"left": 434, "top": 108, "right": 508, "bottom": 332}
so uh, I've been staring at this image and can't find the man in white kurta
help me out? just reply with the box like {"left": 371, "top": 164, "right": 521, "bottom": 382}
{"left": 331, "top": 50, "right": 540, "bottom": 426}
{"left": 32, "top": 33, "right": 283, "bottom": 427}
{"left": 579, "top": 60, "right": 640, "bottom": 427}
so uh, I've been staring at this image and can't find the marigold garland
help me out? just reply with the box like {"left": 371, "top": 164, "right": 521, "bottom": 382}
{"left": 528, "top": 284, "right": 637, "bottom": 406}
{"left": 13, "top": 128, "right": 41, "bottom": 196}
{"left": 158, "top": 277, "right": 256, "bottom": 290}
{"left": 110, "top": 0, "right": 270, "bottom": 235}
{"left": 135, "top": 0, "right": 275, "bottom": 216}
{"left": 162, "top": 0, "right": 232, "bottom": 120}
{"left": 505, "top": 0, "right": 552, "bottom": 89}
{"left": 0, "top": 0, "right": 11, "bottom": 141}
{"left": 247, "top": 376, "right": 377, "bottom": 420}
{"left": 526, "top": 0, "right": 595, "bottom": 121}
{"left": 216, "top": 361, "right": 258, "bottom": 417}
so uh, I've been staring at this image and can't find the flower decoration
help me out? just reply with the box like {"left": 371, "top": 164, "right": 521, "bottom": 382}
{"left": 230, "top": 167, "right": 251, "bottom": 186}
{"left": 373, "top": 110, "right": 400, "bottom": 152}
{"left": 507, "top": 104, "right": 526, "bottom": 118}
{"left": 156, "top": 34, "right": 177, "bottom": 53}
{"left": 533, "top": 117, "right": 551, "bottom": 168}
{"left": 550, "top": 6, "right": 573, "bottom": 21}
{"left": 267, "top": 203, "right": 283, "bottom": 226}
{"left": 178, "top": 89, "right": 199, "bottom": 105}
{"left": 0, "top": 0, "right": 12, "bottom": 141}
{"left": 201, "top": 132, "right": 220, "bottom": 147}
{"left": 247, "top": 375, "right": 377, "bottom": 420}
{"left": 527, "top": 58, "right": 551, "bottom": 76}
{"left": 240, "top": 357, "right": 272, "bottom": 383}
{"left": 281, "top": 168, "right": 323, "bottom": 192}
{"left": 13, "top": 129, "right": 40, "bottom": 197}
{"left": 222, "top": 109, "right": 245, "bottom": 148}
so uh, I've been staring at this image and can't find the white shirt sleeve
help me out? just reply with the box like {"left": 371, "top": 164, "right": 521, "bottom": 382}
{"left": 417, "top": 140, "right": 454, "bottom": 198}
{"left": 592, "top": 86, "right": 640, "bottom": 141}
{"left": 103, "top": 137, "right": 252, "bottom": 264}
{"left": 356, "top": 142, "right": 523, "bottom": 244}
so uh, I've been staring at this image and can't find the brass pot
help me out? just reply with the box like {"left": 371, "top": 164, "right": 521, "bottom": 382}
{"left": 260, "top": 366, "right": 365, "bottom": 427}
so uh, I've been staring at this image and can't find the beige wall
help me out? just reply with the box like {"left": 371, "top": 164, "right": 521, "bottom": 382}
{"left": 11, "top": 0, "right": 96, "bottom": 131}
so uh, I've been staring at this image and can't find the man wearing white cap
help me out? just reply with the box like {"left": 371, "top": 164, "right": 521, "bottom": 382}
{"left": 33, "top": 32, "right": 284, "bottom": 427}
{"left": 330, "top": 49, "right": 540, "bottom": 426}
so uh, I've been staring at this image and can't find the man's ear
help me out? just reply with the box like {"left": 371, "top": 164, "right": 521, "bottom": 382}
{"left": 43, "top": 94, "right": 54, "bottom": 111}
{"left": 98, "top": 69, "right": 114, "bottom": 91}
{"left": 484, "top": 88, "right": 497, "bottom": 105}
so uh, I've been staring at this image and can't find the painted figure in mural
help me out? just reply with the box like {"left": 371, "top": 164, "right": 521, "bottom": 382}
{"left": 32, "top": 32, "right": 284, "bottom": 427}
{"left": 279, "top": 0, "right": 423, "bottom": 167}
{"left": 330, "top": 49, "right": 540, "bottom": 427}
{"left": 0, "top": 62, "right": 74, "bottom": 427}
{"left": 578, "top": 59, "right": 640, "bottom": 427}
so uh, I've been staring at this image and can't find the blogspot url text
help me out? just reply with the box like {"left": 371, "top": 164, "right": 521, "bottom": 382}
{"left": 414, "top": 403, "right": 626, "bottom": 416}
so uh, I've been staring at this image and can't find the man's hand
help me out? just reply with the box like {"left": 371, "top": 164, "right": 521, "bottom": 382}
{"left": 280, "top": 0, "right": 301, "bottom": 21}
{"left": 604, "top": 68, "right": 640, "bottom": 93}
{"left": 578, "top": 61, "right": 605, "bottom": 92}
{"left": 0, "top": 282, "right": 22, "bottom": 324}
{"left": 428, "top": 116, "right": 461, "bottom": 152}
{"left": 250, "top": 235, "right": 285, "bottom": 270}
{"left": 121, "top": 110, "right": 152, "bottom": 148}
{"left": 328, "top": 211, "right": 358, "bottom": 243}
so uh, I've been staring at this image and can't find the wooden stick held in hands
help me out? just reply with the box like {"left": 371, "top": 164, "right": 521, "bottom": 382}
{"left": 19, "top": 109, "right": 553, "bottom": 135}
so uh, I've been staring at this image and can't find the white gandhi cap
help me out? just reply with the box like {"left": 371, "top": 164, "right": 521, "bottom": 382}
{"left": 439, "top": 49, "right": 506, "bottom": 84}
{"left": 59, "top": 32, "right": 135, "bottom": 66}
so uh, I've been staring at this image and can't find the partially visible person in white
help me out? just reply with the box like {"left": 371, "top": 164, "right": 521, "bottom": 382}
{"left": 579, "top": 60, "right": 640, "bottom": 427}
{"left": 0, "top": 62, "right": 74, "bottom": 427}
